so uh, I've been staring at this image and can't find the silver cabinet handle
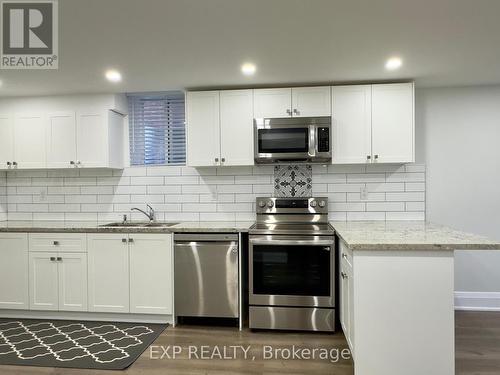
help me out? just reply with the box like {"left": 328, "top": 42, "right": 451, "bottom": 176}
{"left": 286, "top": 109, "right": 292, "bottom": 116}
{"left": 122, "top": 238, "right": 127, "bottom": 243}
{"left": 128, "top": 238, "right": 134, "bottom": 243}
{"left": 293, "top": 109, "right": 300, "bottom": 115}
{"left": 70, "top": 161, "right": 75, "bottom": 166}
{"left": 50, "top": 257, "right": 56, "bottom": 261}
{"left": 57, "top": 257, "right": 62, "bottom": 261}
{"left": 374, "top": 154, "right": 379, "bottom": 161}
{"left": 221, "top": 157, "right": 225, "bottom": 163}
{"left": 341, "top": 272, "right": 348, "bottom": 279}
{"left": 12, "top": 161, "right": 17, "bottom": 166}
{"left": 366, "top": 155, "right": 371, "bottom": 162}
{"left": 6, "top": 162, "right": 11, "bottom": 166}
{"left": 53, "top": 241, "right": 59, "bottom": 246}
{"left": 342, "top": 253, "right": 347, "bottom": 259}
{"left": 215, "top": 157, "right": 219, "bottom": 163}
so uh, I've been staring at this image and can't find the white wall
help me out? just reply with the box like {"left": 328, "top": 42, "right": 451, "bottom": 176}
{"left": 417, "top": 85, "right": 500, "bottom": 294}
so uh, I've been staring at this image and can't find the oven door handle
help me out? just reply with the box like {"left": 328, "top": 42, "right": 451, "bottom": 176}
{"left": 249, "top": 238, "right": 334, "bottom": 246}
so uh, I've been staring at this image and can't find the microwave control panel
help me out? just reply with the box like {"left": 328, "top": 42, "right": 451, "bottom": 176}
{"left": 317, "top": 127, "right": 330, "bottom": 153}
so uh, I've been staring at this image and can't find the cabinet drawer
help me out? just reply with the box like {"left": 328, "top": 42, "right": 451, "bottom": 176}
{"left": 340, "top": 240, "right": 353, "bottom": 268}
{"left": 29, "top": 233, "right": 87, "bottom": 253}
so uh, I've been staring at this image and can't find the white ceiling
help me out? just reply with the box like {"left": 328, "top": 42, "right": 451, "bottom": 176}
{"left": 2, "top": 0, "right": 500, "bottom": 96}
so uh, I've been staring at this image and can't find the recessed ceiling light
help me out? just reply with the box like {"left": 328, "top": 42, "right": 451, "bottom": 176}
{"left": 385, "top": 57, "right": 403, "bottom": 70}
{"left": 105, "top": 69, "right": 122, "bottom": 83}
{"left": 241, "top": 63, "right": 256, "bottom": 76}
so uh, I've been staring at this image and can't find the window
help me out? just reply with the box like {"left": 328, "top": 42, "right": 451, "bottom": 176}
{"left": 128, "top": 92, "right": 186, "bottom": 165}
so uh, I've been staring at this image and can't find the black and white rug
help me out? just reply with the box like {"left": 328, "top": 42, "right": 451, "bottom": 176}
{"left": 0, "top": 318, "right": 167, "bottom": 370}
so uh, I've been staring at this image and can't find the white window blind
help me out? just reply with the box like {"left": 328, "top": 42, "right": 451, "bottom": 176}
{"left": 128, "top": 92, "right": 186, "bottom": 165}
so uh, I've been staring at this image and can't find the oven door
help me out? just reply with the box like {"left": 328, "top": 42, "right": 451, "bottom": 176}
{"left": 249, "top": 235, "right": 335, "bottom": 308}
{"left": 254, "top": 122, "right": 314, "bottom": 162}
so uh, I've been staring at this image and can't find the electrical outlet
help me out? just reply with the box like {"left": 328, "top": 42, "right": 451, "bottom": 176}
{"left": 360, "top": 186, "right": 368, "bottom": 200}
{"left": 39, "top": 189, "right": 47, "bottom": 202}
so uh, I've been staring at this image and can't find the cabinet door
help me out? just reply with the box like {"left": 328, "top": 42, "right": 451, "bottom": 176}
{"left": 253, "top": 88, "right": 292, "bottom": 118}
{"left": 0, "top": 114, "right": 14, "bottom": 170}
{"left": 87, "top": 234, "right": 129, "bottom": 313}
{"left": 13, "top": 113, "right": 47, "bottom": 169}
{"left": 347, "top": 265, "right": 354, "bottom": 355}
{"left": 58, "top": 252, "right": 87, "bottom": 312}
{"left": 332, "top": 85, "right": 372, "bottom": 164}
{"left": 29, "top": 252, "right": 59, "bottom": 311}
{"left": 0, "top": 233, "right": 28, "bottom": 309}
{"left": 372, "top": 83, "right": 414, "bottom": 163}
{"left": 76, "top": 110, "right": 108, "bottom": 168}
{"left": 186, "top": 91, "right": 221, "bottom": 167}
{"left": 220, "top": 90, "right": 254, "bottom": 166}
{"left": 292, "top": 87, "right": 331, "bottom": 117}
{"left": 129, "top": 234, "right": 172, "bottom": 314}
{"left": 47, "top": 112, "right": 77, "bottom": 168}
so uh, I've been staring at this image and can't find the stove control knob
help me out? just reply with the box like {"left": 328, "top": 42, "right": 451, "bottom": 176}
{"left": 258, "top": 200, "right": 266, "bottom": 208}
{"left": 310, "top": 200, "right": 318, "bottom": 208}
{"left": 318, "top": 200, "right": 326, "bottom": 208}
{"left": 267, "top": 200, "right": 274, "bottom": 208}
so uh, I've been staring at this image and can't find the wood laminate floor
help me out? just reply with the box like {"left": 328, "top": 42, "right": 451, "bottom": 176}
{"left": 0, "top": 311, "right": 499, "bottom": 374}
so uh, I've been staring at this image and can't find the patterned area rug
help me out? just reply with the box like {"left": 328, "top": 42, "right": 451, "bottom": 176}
{"left": 0, "top": 318, "right": 167, "bottom": 370}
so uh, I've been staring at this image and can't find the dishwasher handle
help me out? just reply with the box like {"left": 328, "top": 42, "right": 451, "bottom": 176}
{"left": 174, "top": 233, "right": 238, "bottom": 242}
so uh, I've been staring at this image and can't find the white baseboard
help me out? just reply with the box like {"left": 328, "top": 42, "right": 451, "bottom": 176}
{"left": 455, "top": 291, "right": 500, "bottom": 311}
{"left": 0, "top": 309, "right": 173, "bottom": 324}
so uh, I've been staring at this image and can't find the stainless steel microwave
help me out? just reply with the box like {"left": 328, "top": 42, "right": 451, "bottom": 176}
{"left": 254, "top": 116, "right": 331, "bottom": 164}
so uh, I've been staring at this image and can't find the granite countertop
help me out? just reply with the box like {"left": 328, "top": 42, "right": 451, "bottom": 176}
{"left": 0, "top": 221, "right": 253, "bottom": 233}
{"left": 331, "top": 220, "right": 500, "bottom": 251}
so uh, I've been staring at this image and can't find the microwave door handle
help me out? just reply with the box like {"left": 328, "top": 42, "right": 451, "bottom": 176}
{"left": 309, "top": 125, "right": 316, "bottom": 157}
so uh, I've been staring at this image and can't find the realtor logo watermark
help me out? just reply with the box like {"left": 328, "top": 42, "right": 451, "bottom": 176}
{"left": 1, "top": 0, "right": 58, "bottom": 69}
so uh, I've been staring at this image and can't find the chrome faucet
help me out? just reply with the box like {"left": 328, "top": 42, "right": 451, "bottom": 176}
{"left": 131, "top": 204, "right": 155, "bottom": 222}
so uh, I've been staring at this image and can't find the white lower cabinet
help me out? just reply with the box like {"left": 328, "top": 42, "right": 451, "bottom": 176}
{"left": 0, "top": 233, "right": 29, "bottom": 309}
{"left": 129, "top": 234, "right": 173, "bottom": 314}
{"left": 340, "top": 241, "right": 354, "bottom": 356}
{"left": 29, "top": 252, "right": 59, "bottom": 311}
{"left": 58, "top": 252, "right": 88, "bottom": 311}
{"left": 88, "top": 234, "right": 130, "bottom": 313}
{"left": 29, "top": 251, "right": 88, "bottom": 312}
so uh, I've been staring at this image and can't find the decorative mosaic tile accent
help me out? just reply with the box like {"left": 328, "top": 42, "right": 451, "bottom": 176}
{"left": 274, "top": 165, "right": 312, "bottom": 197}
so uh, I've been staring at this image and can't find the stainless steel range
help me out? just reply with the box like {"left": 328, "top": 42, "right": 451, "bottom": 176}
{"left": 248, "top": 197, "right": 335, "bottom": 332}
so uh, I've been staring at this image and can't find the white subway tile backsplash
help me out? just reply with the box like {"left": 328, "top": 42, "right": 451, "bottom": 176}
{"left": 366, "top": 202, "right": 405, "bottom": 211}
{"left": 3, "top": 164, "right": 426, "bottom": 222}
{"left": 386, "top": 192, "right": 425, "bottom": 202}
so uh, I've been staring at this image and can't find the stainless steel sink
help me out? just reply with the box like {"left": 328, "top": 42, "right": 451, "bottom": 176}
{"left": 99, "top": 222, "right": 179, "bottom": 228}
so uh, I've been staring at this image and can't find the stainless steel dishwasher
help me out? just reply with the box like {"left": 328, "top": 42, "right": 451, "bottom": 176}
{"left": 174, "top": 233, "right": 239, "bottom": 318}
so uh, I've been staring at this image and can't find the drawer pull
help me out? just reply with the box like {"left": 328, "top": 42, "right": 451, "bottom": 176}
{"left": 341, "top": 272, "right": 348, "bottom": 279}
{"left": 57, "top": 257, "right": 62, "bottom": 261}
{"left": 122, "top": 238, "right": 127, "bottom": 243}
{"left": 53, "top": 241, "right": 60, "bottom": 246}
{"left": 128, "top": 238, "right": 134, "bottom": 243}
{"left": 50, "top": 257, "right": 56, "bottom": 261}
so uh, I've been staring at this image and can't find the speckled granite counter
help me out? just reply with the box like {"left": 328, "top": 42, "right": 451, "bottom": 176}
{"left": 0, "top": 221, "right": 253, "bottom": 233}
{"left": 331, "top": 220, "right": 500, "bottom": 251}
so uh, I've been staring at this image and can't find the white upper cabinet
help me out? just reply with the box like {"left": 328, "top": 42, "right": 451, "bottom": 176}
{"left": 372, "top": 83, "right": 414, "bottom": 163}
{"left": 14, "top": 113, "right": 47, "bottom": 169}
{"left": 220, "top": 89, "right": 254, "bottom": 166}
{"left": 254, "top": 87, "right": 331, "bottom": 118}
{"left": 253, "top": 88, "right": 292, "bottom": 118}
{"left": 47, "top": 112, "right": 77, "bottom": 168}
{"left": 0, "top": 94, "right": 126, "bottom": 170}
{"left": 332, "top": 85, "right": 372, "bottom": 164}
{"left": 187, "top": 90, "right": 254, "bottom": 167}
{"left": 0, "top": 114, "right": 14, "bottom": 170}
{"left": 186, "top": 91, "right": 221, "bottom": 167}
{"left": 291, "top": 87, "right": 331, "bottom": 117}
{"left": 332, "top": 82, "right": 414, "bottom": 164}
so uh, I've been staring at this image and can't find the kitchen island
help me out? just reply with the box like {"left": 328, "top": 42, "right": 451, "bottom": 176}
{"left": 330, "top": 220, "right": 500, "bottom": 375}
